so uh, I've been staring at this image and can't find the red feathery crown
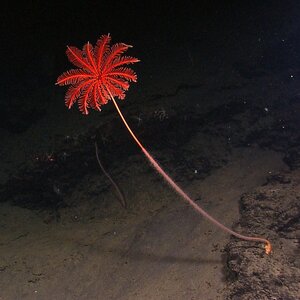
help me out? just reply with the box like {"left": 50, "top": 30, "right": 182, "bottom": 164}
{"left": 56, "top": 34, "right": 140, "bottom": 114}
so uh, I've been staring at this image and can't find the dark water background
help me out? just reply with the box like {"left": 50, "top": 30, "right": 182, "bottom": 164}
{"left": 1, "top": 0, "right": 300, "bottom": 133}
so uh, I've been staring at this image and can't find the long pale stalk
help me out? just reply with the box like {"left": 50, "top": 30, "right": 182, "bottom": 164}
{"left": 108, "top": 89, "right": 272, "bottom": 255}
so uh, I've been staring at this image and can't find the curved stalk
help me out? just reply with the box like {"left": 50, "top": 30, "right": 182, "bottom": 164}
{"left": 108, "top": 89, "right": 271, "bottom": 255}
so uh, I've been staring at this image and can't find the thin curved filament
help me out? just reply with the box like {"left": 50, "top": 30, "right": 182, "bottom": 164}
{"left": 95, "top": 141, "right": 127, "bottom": 208}
{"left": 108, "top": 89, "right": 272, "bottom": 255}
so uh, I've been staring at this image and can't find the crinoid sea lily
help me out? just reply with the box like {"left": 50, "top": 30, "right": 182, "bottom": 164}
{"left": 56, "top": 34, "right": 271, "bottom": 255}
